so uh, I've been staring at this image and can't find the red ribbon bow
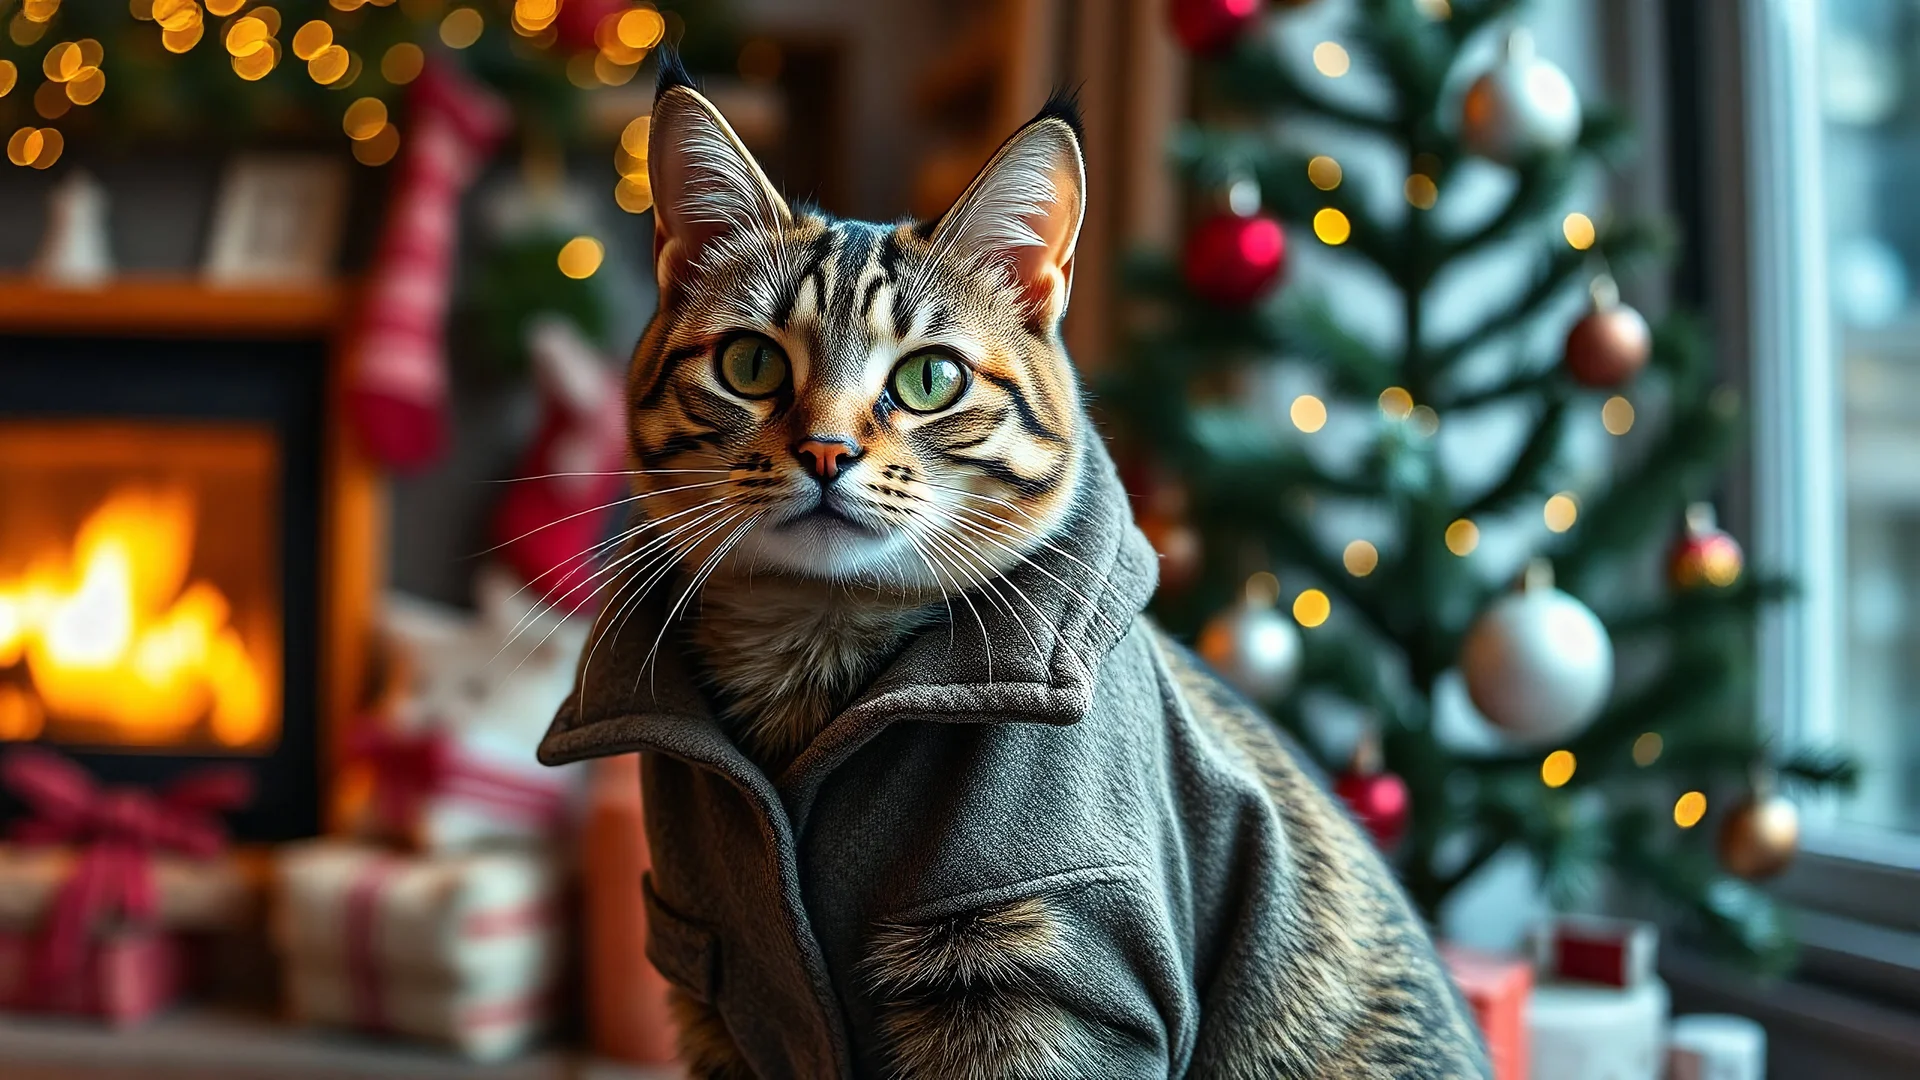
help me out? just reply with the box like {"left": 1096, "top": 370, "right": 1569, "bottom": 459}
{"left": 348, "top": 722, "right": 565, "bottom": 845}
{"left": 1, "top": 747, "right": 253, "bottom": 988}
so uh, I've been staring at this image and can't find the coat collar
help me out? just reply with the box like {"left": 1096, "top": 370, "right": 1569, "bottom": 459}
{"left": 536, "top": 433, "right": 1158, "bottom": 789}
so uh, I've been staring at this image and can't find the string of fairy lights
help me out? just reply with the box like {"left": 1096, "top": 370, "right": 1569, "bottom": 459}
{"left": 2, "top": 0, "right": 667, "bottom": 176}
{"left": 1252, "top": 8, "right": 1719, "bottom": 830}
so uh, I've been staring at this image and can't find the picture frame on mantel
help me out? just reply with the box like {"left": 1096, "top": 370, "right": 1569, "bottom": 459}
{"left": 203, "top": 155, "right": 349, "bottom": 286}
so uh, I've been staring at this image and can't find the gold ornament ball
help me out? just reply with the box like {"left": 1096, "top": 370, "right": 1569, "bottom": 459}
{"left": 1717, "top": 794, "right": 1800, "bottom": 880}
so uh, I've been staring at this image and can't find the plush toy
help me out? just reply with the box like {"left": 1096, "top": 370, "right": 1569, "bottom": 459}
{"left": 349, "top": 566, "right": 586, "bottom": 851}
{"left": 488, "top": 318, "right": 630, "bottom": 616}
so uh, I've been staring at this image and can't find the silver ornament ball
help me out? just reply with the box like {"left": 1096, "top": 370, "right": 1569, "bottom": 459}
{"left": 1199, "top": 600, "right": 1303, "bottom": 701}
{"left": 1461, "top": 567, "right": 1613, "bottom": 741}
{"left": 1460, "top": 30, "right": 1582, "bottom": 165}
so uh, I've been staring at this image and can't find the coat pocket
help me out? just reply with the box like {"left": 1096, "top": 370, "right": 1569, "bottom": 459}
{"left": 642, "top": 872, "right": 719, "bottom": 1004}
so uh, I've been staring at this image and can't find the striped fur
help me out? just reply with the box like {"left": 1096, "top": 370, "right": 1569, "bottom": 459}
{"left": 866, "top": 896, "right": 1101, "bottom": 1080}
{"left": 1160, "top": 640, "right": 1488, "bottom": 1078}
{"left": 617, "top": 80, "right": 1089, "bottom": 765}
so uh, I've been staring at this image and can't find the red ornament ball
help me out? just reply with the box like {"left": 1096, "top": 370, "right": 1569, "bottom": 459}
{"left": 1139, "top": 512, "right": 1203, "bottom": 593}
{"left": 554, "top": 0, "right": 631, "bottom": 52}
{"left": 1669, "top": 504, "right": 1744, "bottom": 589}
{"left": 1336, "top": 767, "right": 1410, "bottom": 849}
{"left": 1564, "top": 302, "right": 1652, "bottom": 388}
{"left": 1169, "top": 0, "right": 1261, "bottom": 55}
{"left": 1182, "top": 212, "right": 1287, "bottom": 307}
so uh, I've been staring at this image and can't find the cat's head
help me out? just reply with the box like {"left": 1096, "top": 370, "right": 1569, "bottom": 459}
{"left": 623, "top": 63, "right": 1087, "bottom": 589}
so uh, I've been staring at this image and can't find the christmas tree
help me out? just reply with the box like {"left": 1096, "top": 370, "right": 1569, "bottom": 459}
{"left": 1106, "top": 0, "right": 1856, "bottom": 970}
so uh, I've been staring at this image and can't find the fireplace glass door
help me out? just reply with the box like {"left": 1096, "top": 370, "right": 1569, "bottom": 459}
{"left": 0, "top": 421, "right": 283, "bottom": 753}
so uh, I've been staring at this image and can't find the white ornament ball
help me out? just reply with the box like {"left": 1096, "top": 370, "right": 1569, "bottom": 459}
{"left": 1199, "top": 601, "right": 1302, "bottom": 701}
{"left": 1461, "top": 578, "right": 1613, "bottom": 740}
{"left": 1460, "top": 30, "right": 1582, "bottom": 165}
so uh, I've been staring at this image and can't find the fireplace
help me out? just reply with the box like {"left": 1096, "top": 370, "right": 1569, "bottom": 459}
{"left": 0, "top": 286, "right": 378, "bottom": 842}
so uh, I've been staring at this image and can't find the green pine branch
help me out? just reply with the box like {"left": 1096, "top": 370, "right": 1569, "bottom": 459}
{"left": 1461, "top": 393, "right": 1572, "bottom": 517}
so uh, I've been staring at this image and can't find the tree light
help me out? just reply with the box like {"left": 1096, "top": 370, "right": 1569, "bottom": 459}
{"left": 1307, "top": 155, "right": 1341, "bottom": 191}
{"left": 1290, "top": 395, "right": 1328, "bottom": 433}
{"left": 1563, "top": 212, "right": 1596, "bottom": 250}
{"left": 558, "top": 236, "right": 605, "bottom": 280}
{"left": 1544, "top": 492, "right": 1578, "bottom": 533}
{"left": 1292, "top": 589, "right": 1330, "bottom": 628}
{"left": 1445, "top": 519, "right": 1479, "bottom": 556}
{"left": 1674, "top": 790, "right": 1707, "bottom": 828}
{"left": 1313, "top": 208, "right": 1351, "bottom": 246}
{"left": 1633, "top": 732, "right": 1663, "bottom": 766}
{"left": 1343, "top": 540, "right": 1379, "bottom": 577}
{"left": 1541, "top": 750, "right": 1575, "bottom": 788}
{"left": 1313, "top": 42, "right": 1350, "bottom": 77}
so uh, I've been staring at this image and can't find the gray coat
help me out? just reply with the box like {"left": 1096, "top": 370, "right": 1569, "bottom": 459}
{"left": 540, "top": 444, "right": 1487, "bottom": 1079}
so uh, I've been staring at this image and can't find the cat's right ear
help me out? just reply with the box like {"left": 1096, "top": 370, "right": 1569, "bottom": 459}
{"left": 648, "top": 61, "right": 792, "bottom": 287}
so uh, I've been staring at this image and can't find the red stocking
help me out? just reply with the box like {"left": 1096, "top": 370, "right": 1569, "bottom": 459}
{"left": 346, "top": 61, "right": 509, "bottom": 471}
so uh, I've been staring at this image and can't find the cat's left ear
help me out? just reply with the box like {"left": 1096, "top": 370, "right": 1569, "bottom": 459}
{"left": 648, "top": 59, "right": 792, "bottom": 286}
{"left": 930, "top": 95, "right": 1086, "bottom": 319}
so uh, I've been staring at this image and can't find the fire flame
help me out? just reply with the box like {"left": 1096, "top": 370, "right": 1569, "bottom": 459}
{"left": 0, "top": 486, "right": 275, "bottom": 748}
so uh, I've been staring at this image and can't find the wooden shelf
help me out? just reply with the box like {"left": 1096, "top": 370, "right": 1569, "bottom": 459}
{"left": 0, "top": 275, "right": 352, "bottom": 338}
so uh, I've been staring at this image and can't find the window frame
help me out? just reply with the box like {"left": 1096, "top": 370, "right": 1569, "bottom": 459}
{"left": 1694, "top": 0, "right": 1920, "bottom": 938}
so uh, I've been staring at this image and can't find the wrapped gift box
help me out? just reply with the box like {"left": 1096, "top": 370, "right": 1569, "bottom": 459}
{"left": 0, "top": 846, "right": 252, "bottom": 931}
{"left": 0, "top": 747, "right": 252, "bottom": 1026}
{"left": 283, "top": 963, "right": 551, "bottom": 1062}
{"left": 0, "top": 927, "right": 182, "bottom": 1025}
{"left": 272, "top": 840, "right": 561, "bottom": 1061}
{"left": 1529, "top": 977, "right": 1669, "bottom": 1080}
{"left": 1440, "top": 943, "right": 1531, "bottom": 1080}
{"left": 1528, "top": 914, "right": 1657, "bottom": 988}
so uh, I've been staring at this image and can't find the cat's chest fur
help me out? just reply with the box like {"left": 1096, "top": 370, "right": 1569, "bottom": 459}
{"left": 691, "top": 579, "right": 934, "bottom": 768}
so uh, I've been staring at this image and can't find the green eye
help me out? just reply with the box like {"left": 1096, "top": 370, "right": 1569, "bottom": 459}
{"left": 890, "top": 351, "right": 968, "bottom": 413}
{"left": 718, "top": 334, "right": 789, "bottom": 398}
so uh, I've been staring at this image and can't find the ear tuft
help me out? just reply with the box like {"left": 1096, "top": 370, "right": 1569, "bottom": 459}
{"left": 1034, "top": 85, "right": 1085, "bottom": 144}
{"left": 654, "top": 47, "right": 695, "bottom": 97}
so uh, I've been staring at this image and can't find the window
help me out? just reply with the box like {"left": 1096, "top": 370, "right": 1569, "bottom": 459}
{"left": 1819, "top": 0, "right": 1920, "bottom": 843}
{"left": 1715, "top": 0, "right": 1920, "bottom": 924}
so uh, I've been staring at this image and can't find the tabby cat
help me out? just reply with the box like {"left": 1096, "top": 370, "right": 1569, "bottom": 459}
{"left": 540, "top": 56, "right": 1488, "bottom": 1079}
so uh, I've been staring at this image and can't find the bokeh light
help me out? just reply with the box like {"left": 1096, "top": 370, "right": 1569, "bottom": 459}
{"left": 292, "top": 20, "right": 332, "bottom": 61}
{"left": 557, "top": 236, "right": 605, "bottom": 280}
{"left": 351, "top": 122, "right": 399, "bottom": 165}
{"left": 1544, "top": 492, "right": 1578, "bottom": 533}
{"left": 381, "top": 41, "right": 423, "bottom": 84}
{"left": 1563, "top": 212, "right": 1596, "bottom": 250}
{"left": 1290, "top": 394, "right": 1328, "bottom": 433}
{"left": 1410, "top": 404, "right": 1440, "bottom": 435}
{"left": 1674, "top": 791, "right": 1707, "bottom": 828}
{"left": 1633, "top": 732, "right": 1663, "bottom": 767}
{"left": 1313, "top": 208, "right": 1351, "bottom": 246}
{"left": 1541, "top": 750, "right": 1576, "bottom": 788}
{"left": 1343, "top": 540, "right": 1379, "bottom": 577}
{"left": 1445, "top": 519, "right": 1479, "bottom": 556}
{"left": 0, "top": 60, "right": 15, "bottom": 97}
{"left": 1602, "top": 395, "right": 1635, "bottom": 435}
{"left": 1307, "top": 155, "right": 1341, "bottom": 191}
{"left": 309, "top": 44, "right": 350, "bottom": 84}
{"left": 440, "top": 6, "right": 483, "bottom": 49}
{"left": 1313, "top": 41, "right": 1350, "bottom": 77}
{"left": 1244, "top": 571, "right": 1281, "bottom": 607}
{"left": 1405, "top": 174, "right": 1438, "bottom": 210}
{"left": 1378, "top": 386, "right": 1413, "bottom": 419}
{"left": 1292, "top": 589, "right": 1330, "bottom": 628}
{"left": 343, "top": 96, "right": 387, "bottom": 140}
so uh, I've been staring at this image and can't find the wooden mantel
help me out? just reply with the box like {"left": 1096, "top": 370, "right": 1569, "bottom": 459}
{"left": 0, "top": 275, "right": 353, "bottom": 338}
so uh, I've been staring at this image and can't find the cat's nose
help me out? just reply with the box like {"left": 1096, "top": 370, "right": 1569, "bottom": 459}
{"left": 792, "top": 436, "right": 863, "bottom": 483}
